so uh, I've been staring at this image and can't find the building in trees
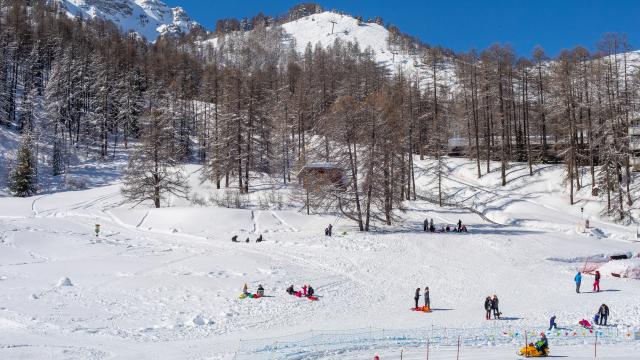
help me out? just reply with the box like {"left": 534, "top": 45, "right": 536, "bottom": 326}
{"left": 298, "top": 163, "right": 346, "bottom": 190}
{"left": 631, "top": 119, "right": 640, "bottom": 172}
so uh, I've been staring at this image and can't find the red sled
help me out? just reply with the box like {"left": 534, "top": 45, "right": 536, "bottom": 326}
{"left": 307, "top": 296, "right": 319, "bottom": 301}
{"left": 294, "top": 291, "right": 302, "bottom": 297}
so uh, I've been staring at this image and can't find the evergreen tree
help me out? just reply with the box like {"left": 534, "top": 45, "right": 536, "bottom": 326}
{"left": 9, "top": 130, "right": 37, "bottom": 197}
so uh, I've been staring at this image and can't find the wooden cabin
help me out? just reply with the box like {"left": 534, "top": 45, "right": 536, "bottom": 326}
{"left": 297, "top": 163, "right": 346, "bottom": 190}
{"left": 631, "top": 119, "right": 640, "bottom": 172}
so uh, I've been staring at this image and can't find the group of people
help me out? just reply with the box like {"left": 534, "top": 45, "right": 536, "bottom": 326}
{"left": 574, "top": 270, "right": 601, "bottom": 293}
{"left": 413, "top": 287, "right": 431, "bottom": 309}
{"left": 242, "top": 283, "right": 265, "bottom": 297}
{"left": 423, "top": 218, "right": 468, "bottom": 233}
{"left": 484, "top": 295, "right": 501, "bottom": 319}
{"left": 286, "top": 284, "right": 315, "bottom": 297}
{"left": 232, "top": 234, "right": 264, "bottom": 243}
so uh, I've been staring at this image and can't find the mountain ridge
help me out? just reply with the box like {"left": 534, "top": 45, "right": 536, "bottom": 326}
{"left": 53, "top": 0, "right": 201, "bottom": 40}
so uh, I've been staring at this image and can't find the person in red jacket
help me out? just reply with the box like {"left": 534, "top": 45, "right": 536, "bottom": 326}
{"left": 593, "top": 271, "right": 601, "bottom": 292}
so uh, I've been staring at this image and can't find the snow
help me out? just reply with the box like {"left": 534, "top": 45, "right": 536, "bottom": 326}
{"left": 55, "top": 0, "right": 200, "bottom": 41}
{"left": 1, "top": 156, "right": 640, "bottom": 359}
{"left": 282, "top": 12, "right": 419, "bottom": 75}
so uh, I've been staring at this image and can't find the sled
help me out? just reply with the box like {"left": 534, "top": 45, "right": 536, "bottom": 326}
{"left": 307, "top": 296, "right": 319, "bottom": 301}
{"left": 410, "top": 306, "right": 431, "bottom": 312}
{"left": 518, "top": 345, "right": 549, "bottom": 357}
{"left": 294, "top": 291, "right": 303, "bottom": 297}
{"left": 239, "top": 293, "right": 249, "bottom": 299}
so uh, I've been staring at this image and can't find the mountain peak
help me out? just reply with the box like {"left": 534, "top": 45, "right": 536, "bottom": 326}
{"left": 54, "top": 0, "right": 201, "bottom": 40}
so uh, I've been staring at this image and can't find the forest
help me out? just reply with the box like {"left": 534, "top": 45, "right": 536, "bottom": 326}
{"left": 1, "top": 1, "right": 637, "bottom": 229}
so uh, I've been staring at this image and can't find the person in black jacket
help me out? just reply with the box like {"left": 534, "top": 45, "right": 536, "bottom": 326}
{"left": 414, "top": 288, "right": 420, "bottom": 309}
{"left": 307, "top": 285, "right": 315, "bottom": 297}
{"left": 491, "top": 294, "right": 500, "bottom": 319}
{"left": 484, "top": 296, "right": 493, "bottom": 320}
{"left": 232, "top": 235, "right": 238, "bottom": 242}
{"left": 598, "top": 304, "right": 609, "bottom": 325}
{"left": 424, "top": 287, "right": 430, "bottom": 308}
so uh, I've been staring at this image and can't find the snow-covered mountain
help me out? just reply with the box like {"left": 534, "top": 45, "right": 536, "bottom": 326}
{"left": 282, "top": 12, "right": 420, "bottom": 73}
{"left": 53, "top": 0, "right": 201, "bottom": 40}
{"left": 203, "top": 11, "right": 456, "bottom": 86}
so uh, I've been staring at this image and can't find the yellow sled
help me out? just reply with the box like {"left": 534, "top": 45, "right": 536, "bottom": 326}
{"left": 518, "top": 345, "right": 549, "bottom": 357}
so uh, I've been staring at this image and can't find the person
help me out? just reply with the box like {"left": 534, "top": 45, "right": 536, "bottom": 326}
{"left": 461, "top": 225, "right": 468, "bottom": 232}
{"left": 414, "top": 287, "right": 421, "bottom": 309}
{"left": 256, "top": 234, "right": 263, "bottom": 242}
{"left": 95, "top": 224, "right": 101, "bottom": 237}
{"left": 445, "top": 225, "right": 450, "bottom": 232}
{"left": 307, "top": 285, "right": 315, "bottom": 297}
{"left": 579, "top": 319, "right": 593, "bottom": 329}
{"left": 374, "top": 355, "right": 380, "bottom": 360}
{"left": 593, "top": 271, "right": 601, "bottom": 292}
{"left": 549, "top": 315, "right": 557, "bottom": 330}
{"left": 303, "top": 285, "right": 308, "bottom": 296}
{"left": 245, "top": 237, "right": 250, "bottom": 243}
{"left": 231, "top": 235, "right": 239, "bottom": 242}
{"left": 242, "top": 283, "right": 249, "bottom": 295}
{"left": 574, "top": 271, "right": 582, "bottom": 293}
{"left": 593, "top": 313, "right": 600, "bottom": 325}
{"left": 598, "top": 304, "right": 609, "bottom": 325}
{"left": 423, "top": 218, "right": 429, "bottom": 232}
{"left": 327, "top": 224, "right": 333, "bottom": 237}
{"left": 491, "top": 295, "right": 500, "bottom": 319}
{"left": 257, "top": 284, "right": 264, "bottom": 296}
{"left": 429, "top": 219, "right": 435, "bottom": 232}
{"left": 325, "top": 227, "right": 329, "bottom": 236}
{"left": 286, "top": 285, "right": 294, "bottom": 295}
{"left": 534, "top": 332, "right": 548, "bottom": 354}
{"left": 457, "top": 219, "right": 462, "bottom": 231}
{"left": 424, "top": 287, "right": 430, "bottom": 308}
{"left": 484, "top": 296, "right": 493, "bottom": 320}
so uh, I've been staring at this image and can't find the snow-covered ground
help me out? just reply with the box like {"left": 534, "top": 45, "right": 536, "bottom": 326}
{"left": 1, "top": 157, "right": 639, "bottom": 359}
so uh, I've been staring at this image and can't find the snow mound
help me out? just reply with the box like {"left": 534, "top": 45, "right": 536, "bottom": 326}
{"left": 191, "top": 314, "right": 213, "bottom": 326}
{"left": 56, "top": 277, "right": 74, "bottom": 287}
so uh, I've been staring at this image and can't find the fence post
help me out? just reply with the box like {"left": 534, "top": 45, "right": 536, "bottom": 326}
{"left": 426, "top": 337, "right": 429, "bottom": 360}
{"left": 400, "top": 348, "right": 403, "bottom": 360}
{"left": 456, "top": 335, "right": 460, "bottom": 360}
{"left": 594, "top": 331, "right": 597, "bottom": 358}
{"left": 525, "top": 330, "right": 528, "bottom": 358}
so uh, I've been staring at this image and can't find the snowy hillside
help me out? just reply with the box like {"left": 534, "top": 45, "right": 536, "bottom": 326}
{"left": 1, "top": 158, "right": 640, "bottom": 359}
{"left": 53, "top": 0, "right": 201, "bottom": 40}
{"left": 282, "top": 12, "right": 424, "bottom": 75}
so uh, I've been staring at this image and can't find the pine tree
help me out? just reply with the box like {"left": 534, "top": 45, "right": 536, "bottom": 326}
{"left": 9, "top": 130, "right": 37, "bottom": 197}
{"left": 121, "top": 109, "right": 189, "bottom": 208}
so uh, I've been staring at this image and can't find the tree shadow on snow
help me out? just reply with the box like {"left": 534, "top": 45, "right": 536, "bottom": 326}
{"left": 497, "top": 316, "right": 523, "bottom": 321}
{"left": 430, "top": 308, "right": 454, "bottom": 311}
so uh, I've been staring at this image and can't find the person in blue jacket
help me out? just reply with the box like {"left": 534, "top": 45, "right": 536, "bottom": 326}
{"left": 549, "top": 315, "right": 557, "bottom": 330}
{"left": 574, "top": 272, "right": 582, "bottom": 293}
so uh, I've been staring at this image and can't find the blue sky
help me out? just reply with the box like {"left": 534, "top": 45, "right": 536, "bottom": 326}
{"left": 165, "top": 0, "right": 639, "bottom": 56}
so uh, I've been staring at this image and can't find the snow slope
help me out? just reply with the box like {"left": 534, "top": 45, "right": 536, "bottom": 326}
{"left": 54, "top": 0, "right": 201, "bottom": 40}
{"left": 1, "top": 158, "right": 640, "bottom": 359}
